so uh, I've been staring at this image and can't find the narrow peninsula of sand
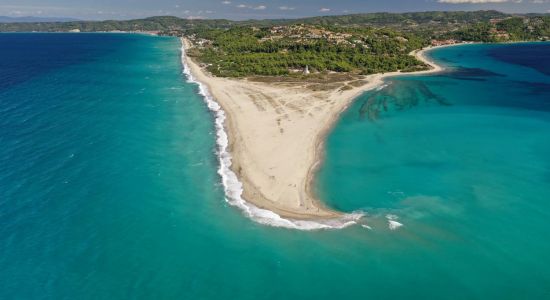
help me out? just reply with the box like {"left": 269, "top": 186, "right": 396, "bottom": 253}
{"left": 182, "top": 37, "right": 445, "bottom": 220}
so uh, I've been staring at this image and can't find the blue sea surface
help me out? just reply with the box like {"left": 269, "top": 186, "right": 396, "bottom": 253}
{"left": 1, "top": 34, "right": 549, "bottom": 299}
{"left": 317, "top": 42, "right": 550, "bottom": 297}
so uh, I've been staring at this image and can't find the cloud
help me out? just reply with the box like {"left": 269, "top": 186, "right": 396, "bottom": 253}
{"left": 438, "top": 0, "right": 508, "bottom": 2}
{"left": 438, "top": 0, "right": 531, "bottom": 3}
{"left": 236, "top": 4, "right": 267, "bottom": 10}
{"left": 438, "top": 0, "right": 511, "bottom": 3}
{"left": 222, "top": 1, "right": 231, "bottom": 4}
{"left": 279, "top": 6, "right": 295, "bottom": 10}
{"left": 319, "top": 8, "right": 331, "bottom": 12}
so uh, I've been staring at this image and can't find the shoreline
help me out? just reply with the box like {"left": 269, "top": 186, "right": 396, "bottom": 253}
{"left": 181, "top": 37, "right": 449, "bottom": 228}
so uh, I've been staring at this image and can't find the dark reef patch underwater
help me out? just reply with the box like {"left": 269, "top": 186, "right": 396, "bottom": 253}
{"left": 359, "top": 81, "right": 451, "bottom": 121}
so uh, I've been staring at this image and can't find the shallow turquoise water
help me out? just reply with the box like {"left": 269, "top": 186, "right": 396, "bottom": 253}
{"left": 1, "top": 35, "right": 549, "bottom": 299}
{"left": 317, "top": 43, "right": 550, "bottom": 297}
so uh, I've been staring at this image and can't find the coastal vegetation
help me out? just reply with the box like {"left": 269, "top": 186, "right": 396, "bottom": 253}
{"left": 184, "top": 12, "right": 548, "bottom": 77}
{"left": 186, "top": 26, "right": 426, "bottom": 77}
{"left": 442, "top": 16, "right": 550, "bottom": 42}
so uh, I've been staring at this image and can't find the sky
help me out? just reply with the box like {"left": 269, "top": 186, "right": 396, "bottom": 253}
{"left": 0, "top": 0, "right": 549, "bottom": 20}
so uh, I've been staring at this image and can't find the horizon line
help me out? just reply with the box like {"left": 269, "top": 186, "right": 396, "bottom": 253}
{"left": 2, "top": 9, "right": 549, "bottom": 23}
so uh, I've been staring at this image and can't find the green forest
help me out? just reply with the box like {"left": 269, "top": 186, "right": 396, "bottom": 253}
{"left": 188, "top": 26, "right": 427, "bottom": 77}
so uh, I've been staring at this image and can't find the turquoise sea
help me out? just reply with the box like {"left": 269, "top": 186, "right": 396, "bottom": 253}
{"left": 1, "top": 34, "right": 549, "bottom": 299}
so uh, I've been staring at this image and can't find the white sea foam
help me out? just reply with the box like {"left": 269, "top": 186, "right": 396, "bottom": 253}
{"left": 388, "top": 220, "right": 403, "bottom": 230}
{"left": 386, "top": 214, "right": 404, "bottom": 230}
{"left": 376, "top": 82, "right": 390, "bottom": 91}
{"left": 179, "top": 40, "right": 363, "bottom": 230}
{"left": 361, "top": 224, "right": 373, "bottom": 230}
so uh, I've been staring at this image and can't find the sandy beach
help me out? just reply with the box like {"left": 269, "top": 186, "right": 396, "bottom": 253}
{"left": 182, "top": 37, "right": 445, "bottom": 220}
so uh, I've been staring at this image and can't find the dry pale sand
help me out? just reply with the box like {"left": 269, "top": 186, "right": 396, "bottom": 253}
{"left": 182, "top": 38, "right": 445, "bottom": 220}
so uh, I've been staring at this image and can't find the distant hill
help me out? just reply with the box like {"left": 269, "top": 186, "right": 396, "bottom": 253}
{"left": 0, "top": 10, "right": 548, "bottom": 38}
{"left": 0, "top": 16, "right": 79, "bottom": 23}
{"left": 240, "top": 10, "right": 510, "bottom": 27}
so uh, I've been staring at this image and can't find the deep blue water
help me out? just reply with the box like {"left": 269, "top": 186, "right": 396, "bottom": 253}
{"left": 0, "top": 34, "right": 121, "bottom": 90}
{"left": 489, "top": 43, "right": 550, "bottom": 76}
{"left": 1, "top": 34, "right": 549, "bottom": 299}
